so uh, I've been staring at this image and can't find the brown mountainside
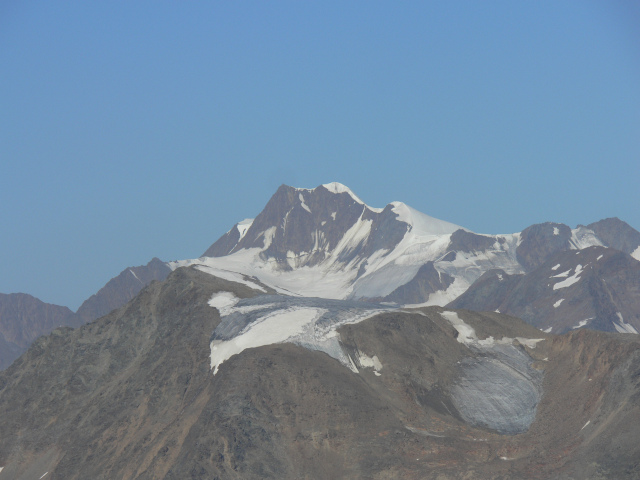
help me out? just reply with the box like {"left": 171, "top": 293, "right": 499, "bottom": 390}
{"left": 0, "top": 267, "right": 639, "bottom": 479}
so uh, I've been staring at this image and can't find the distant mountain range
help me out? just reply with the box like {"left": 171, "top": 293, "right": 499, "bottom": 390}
{"left": 0, "top": 258, "right": 171, "bottom": 369}
{"left": 2, "top": 182, "right": 639, "bottom": 370}
{"left": 178, "top": 182, "right": 640, "bottom": 331}
{"left": 1, "top": 182, "right": 640, "bottom": 478}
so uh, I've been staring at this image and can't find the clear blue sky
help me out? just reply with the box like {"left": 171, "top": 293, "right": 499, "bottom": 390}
{"left": 1, "top": 1, "right": 639, "bottom": 310}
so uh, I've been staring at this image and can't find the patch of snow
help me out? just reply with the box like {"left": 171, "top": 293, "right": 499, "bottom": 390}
{"left": 208, "top": 292, "right": 239, "bottom": 316}
{"left": 569, "top": 226, "right": 603, "bottom": 250}
{"left": 581, "top": 420, "right": 590, "bottom": 431}
{"left": 262, "top": 226, "right": 277, "bottom": 249}
{"left": 551, "top": 263, "right": 561, "bottom": 271}
{"left": 322, "top": 182, "right": 366, "bottom": 204}
{"left": 497, "top": 273, "right": 503, "bottom": 281}
{"left": 357, "top": 351, "right": 383, "bottom": 374}
{"left": 553, "top": 299, "right": 564, "bottom": 308}
{"left": 236, "top": 218, "right": 253, "bottom": 241}
{"left": 194, "top": 265, "right": 267, "bottom": 292}
{"left": 129, "top": 269, "right": 141, "bottom": 283}
{"left": 542, "top": 327, "right": 553, "bottom": 333}
{"left": 0, "top": 466, "right": 3, "bottom": 473}
{"left": 596, "top": 254, "right": 603, "bottom": 261}
{"left": 440, "top": 311, "right": 544, "bottom": 348}
{"left": 513, "top": 337, "right": 545, "bottom": 348}
{"left": 440, "top": 311, "right": 479, "bottom": 344}
{"left": 553, "top": 265, "right": 584, "bottom": 290}
{"left": 614, "top": 312, "right": 639, "bottom": 334}
{"left": 40, "top": 473, "right": 48, "bottom": 479}
{"left": 332, "top": 213, "right": 373, "bottom": 258}
{"left": 553, "top": 227, "right": 559, "bottom": 235}
{"left": 632, "top": 246, "right": 640, "bottom": 261}
{"left": 552, "top": 269, "right": 571, "bottom": 278}
{"left": 299, "top": 193, "right": 311, "bottom": 213}
{"left": 331, "top": 211, "right": 337, "bottom": 220}
{"left": 572, "top": 318, "right": 592, "bottom": 330}
{"left": 321, "top": 220, "right": 326, "bottom": 226}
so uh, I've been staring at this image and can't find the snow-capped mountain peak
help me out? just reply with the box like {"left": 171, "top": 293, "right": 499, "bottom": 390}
{"left": 178, "top": 183, "right": 636, "bottom": 313}
{"left": 390, "top": 201, "right": 462, "bottom": 236}
{"left": 320, "top": 181, "right": 368, "bottom": 206}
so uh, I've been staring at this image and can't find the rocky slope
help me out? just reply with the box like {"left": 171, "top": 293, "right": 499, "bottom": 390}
{"left": 0, "top": 266, "right": 639, "bottom": 479}
{"left": 0, "top": 258, "right": 171, "bottom": 371}
{"left": 586, "top": 217, "right": 640, "bottom": 256}
{"left": 449, "top": 246, "right": 640, "bottom": 334}
{"left": 0, "top": 293, "right": 76, "bottom": 370}
{"left": 74, "top": 257, "right": 171, "bottom": 323}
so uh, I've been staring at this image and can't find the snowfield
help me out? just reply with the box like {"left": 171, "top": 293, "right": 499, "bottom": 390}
{"left": 208, "top": 293, "right": 393, "bottom": 375}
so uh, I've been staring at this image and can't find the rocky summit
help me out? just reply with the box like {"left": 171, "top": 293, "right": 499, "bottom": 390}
{"left": 1, "top": 182, "right": 640, "bottom": 479}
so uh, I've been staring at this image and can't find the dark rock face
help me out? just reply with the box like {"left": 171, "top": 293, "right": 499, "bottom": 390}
{"left": 447, "top": 229, "right": 497, "bottom": 253}
{"left": 0, "top": 269, "right": 639, "bottom": 478}
{"left": 380, "top": 262, "right": 454, "bottom": 304}
{"left": 202, "top": 223, "right": 242, "bottom": 257}
{"left": 450, "top": 246, "right": 640, "bottom": 334}
{"left": 587, "top": 217, "right": 640, "bottom": 255}
{"left": 201, "top": 184, "right": 408, "bottom": 270}
{"left": 74, "top": 257, "right": 171, "bottom": 323}
{"left": 516, "top": 222, "right": 572, "bottom": 272}
{"left": 208, "top": 184, "right": 366, "bottom": 261}
{"left": 0, "top": 293, "right": 75, "bottom": 370}
{"left": 447, "top": 269, "right": 523, "bottom": 313}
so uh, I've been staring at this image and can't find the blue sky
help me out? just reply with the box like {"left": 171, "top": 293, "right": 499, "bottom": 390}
{"left": 1, "top": 1, "right": 639, "bottom": 309}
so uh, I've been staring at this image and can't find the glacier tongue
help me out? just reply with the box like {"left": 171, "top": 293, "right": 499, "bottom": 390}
{"left": 208, "top": 294, "right": 394, "bottom": 375}
{"left": 440, "top": 311, "right": 544, "bottom": 434}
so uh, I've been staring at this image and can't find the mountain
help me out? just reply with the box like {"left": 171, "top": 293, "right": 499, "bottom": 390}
{"left": 1, "top": 266, "right": 639, "bottom": 479}
{"left": 587, "top": 217, "right": 640, "bottom": 257}
{"left": 177, "top": 183, "right": 639, "bottom": 329}
{"left": 1, "top": 182, "right": 640, "bottom": 477}
{"left": 3, "top": 182, "right": 639, "bottom": 375}
{"left": 0, "top": 294, "right": 76, "bottom": 370}
{"left": 0, "top": 258, "right": 171, "bottom": 371}
{"left": 74, "top": 257, "right": 171, "bottom": 323}
{"left": 182, "top": 182, "right": 507, "bottom": 304}
{"left": 449, "top": 245, "right": 640, "bottom": 334}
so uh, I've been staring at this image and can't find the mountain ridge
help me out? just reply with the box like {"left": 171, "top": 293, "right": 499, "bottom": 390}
{"left": 1, "top": 181, "right": 640, "bottom": 477}
{"left": 1, "top": 266, "right": 639, "bottom": 478}
{"left": 2, "top": 182, "right": 639, "bottom": 373}
{"left": 180, "top": 182, "right": 640, "bottom": 323}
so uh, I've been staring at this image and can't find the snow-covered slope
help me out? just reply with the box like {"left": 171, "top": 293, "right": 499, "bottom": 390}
{"left": 172, "top": 183, "right": 623, "bottom": 308}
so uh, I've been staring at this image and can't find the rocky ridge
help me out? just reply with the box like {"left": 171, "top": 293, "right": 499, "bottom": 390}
{"left": 449, "top": 245, "right": 640, "bottom": 334}
{"left": 0, "top": 267, "right": 639, "bottom": 478}
{"left": 0, "top": 258, "right": 171, "bottom": 370}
